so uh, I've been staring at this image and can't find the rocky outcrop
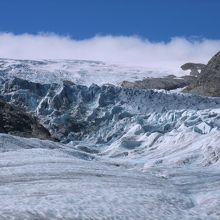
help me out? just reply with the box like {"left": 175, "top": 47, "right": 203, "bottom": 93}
{"left": 181, "top": 63, "right": 206, "bottom": 77}
{"left": 184, "top": 52, "right": 220, "bottom": 97}
{"left": 0, "top": 99, "right": 52, "bottom": 139}
{"left": 121, "top": 75, "right": 195, "bottom": 91}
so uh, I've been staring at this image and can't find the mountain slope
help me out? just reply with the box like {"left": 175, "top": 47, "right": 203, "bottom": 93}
{"left": 184, "top": 51, "right": 220, "bottom": 96}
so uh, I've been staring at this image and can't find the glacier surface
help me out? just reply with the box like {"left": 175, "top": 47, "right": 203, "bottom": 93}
{"left": 0, "top": 132, "right": 220, "bottom": 220}
{"left": 0, "top": 60, "right": 220, "bottom": 219}
{"left": 0, "top": 58, "right": 179, "bottom": 86}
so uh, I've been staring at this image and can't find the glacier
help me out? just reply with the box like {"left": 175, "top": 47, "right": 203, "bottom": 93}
{"left": 0, "top": 133, "right": 220, "bottom": 220}
{"left": 0, "top": 60, "right": 220, "bottom": 219}
{"left": 0, "top": 58, "right": 182, "bottom": 86}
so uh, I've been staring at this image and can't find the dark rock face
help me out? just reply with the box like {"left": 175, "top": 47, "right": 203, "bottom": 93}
{"left": 181, "top": 63, "right": 206, "bottom": 77}
{"left": 0, "top": 99, "right": 51, "bottom": 139}
{"left": 121, "top": 75, "right": 195, "bottom": 91}
{"left": 184, "top": 52, "right": 220, "bottom": 97}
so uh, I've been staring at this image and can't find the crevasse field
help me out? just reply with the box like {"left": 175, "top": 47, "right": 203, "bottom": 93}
{"left": 0, "top": 59, "right": 220, "bottom": 220}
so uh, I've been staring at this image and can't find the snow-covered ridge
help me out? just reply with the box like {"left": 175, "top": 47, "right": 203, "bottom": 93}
{"left": 0, "top": 58, "right": 175, "bottom": 85}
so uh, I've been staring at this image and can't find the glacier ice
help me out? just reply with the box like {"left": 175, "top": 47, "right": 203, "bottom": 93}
{"left": 0, "top": 66, "right": 220, "bottom": 219}
{"left": 0, "top": 78, "right": 220, "bottom": 170}
{"left": 0, "top": 58, "right": 177, "bottom": 86}
{"left": 0, "top": 133, "right": 220, "bottom": 219}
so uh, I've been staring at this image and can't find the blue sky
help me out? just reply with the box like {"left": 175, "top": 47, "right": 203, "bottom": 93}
{"left": 0, "top": 0, "right": 220, "bottom": 70}
{"left": 0, "top": 0, "right": 220, "bottom": 41}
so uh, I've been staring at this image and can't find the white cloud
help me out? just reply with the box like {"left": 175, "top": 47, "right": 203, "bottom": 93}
{"left": 0, "top": 32, "right": 220, "bottom": 72}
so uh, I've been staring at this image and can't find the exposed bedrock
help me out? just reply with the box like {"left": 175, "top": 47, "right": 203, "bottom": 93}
{"left": 181, "top": 63, "right": 206, "bottom": 76}
{"left": 184, "top": 52, "right": 220, "bottom": 97}
{"left": 121, "top": 75, "right": 195, "bottom": 91}
{"left": 0, "top": 99, "right": 51, "bottom": 139}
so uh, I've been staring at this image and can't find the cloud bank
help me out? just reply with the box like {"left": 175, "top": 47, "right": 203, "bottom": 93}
{"left": 0, "top": 33, "right": 220, "bottom": 72}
